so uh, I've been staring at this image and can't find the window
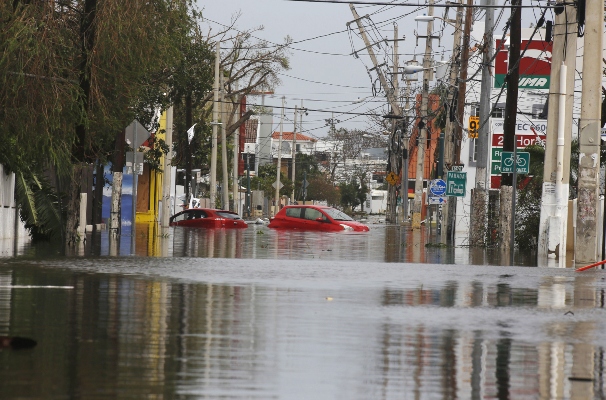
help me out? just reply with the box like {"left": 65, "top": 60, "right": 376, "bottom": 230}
{"left": 304, "top": 208, "right": 324, "bottom": 221}
{"left": 171, "top": 212, "right": 186, "bottom": 223}
{"left": 471, "top": 103, "right": 480, "bottom": 117}
{"left": 216, "top": 211, "right": 240, "bottom": 220}
{"left": 532, "top": 104, "right": 545, "bottom": 119}
{"left": 492, "top": 103, "right": 505, "bottom": 118}
{"left": 286, "top": 207, "right": 303, "bottom": 218}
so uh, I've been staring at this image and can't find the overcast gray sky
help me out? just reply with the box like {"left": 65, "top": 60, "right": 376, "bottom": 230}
{"left": 198, "top": 1, "right": 546, "bottom": 139}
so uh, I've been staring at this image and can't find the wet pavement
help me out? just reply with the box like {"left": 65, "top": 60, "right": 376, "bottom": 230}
{"left": 1, "top": 223, "right": 604, "bottom": 399}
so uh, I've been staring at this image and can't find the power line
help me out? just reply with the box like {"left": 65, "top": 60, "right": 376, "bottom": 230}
{"left": 286, "top": 0, "right": 556, "bottom": 9}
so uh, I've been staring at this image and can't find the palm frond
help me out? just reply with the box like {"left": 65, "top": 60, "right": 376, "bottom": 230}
{"left": 14, "top": 170, "right": 38, "bottom": 227}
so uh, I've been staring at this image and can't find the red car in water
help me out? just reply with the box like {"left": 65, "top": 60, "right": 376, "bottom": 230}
{"left": 268, "top": 205, "right": 369, "bottom": 232}
{"left": 169, "top": 208, "right": 248, "bottom": 228}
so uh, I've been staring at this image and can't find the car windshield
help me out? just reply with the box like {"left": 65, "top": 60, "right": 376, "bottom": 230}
{"left": 322, "top": 208, "right": 354, "bottom": 221}
{"left": 216, "top": 211, "right": 242, "bottom": 220}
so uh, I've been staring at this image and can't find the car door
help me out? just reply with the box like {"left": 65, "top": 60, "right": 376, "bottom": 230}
{"left": 284, "top": 207, "right": 306, "bottom": 229}
{"left": 303, "top": 207, "right": 334, "bottom": 231}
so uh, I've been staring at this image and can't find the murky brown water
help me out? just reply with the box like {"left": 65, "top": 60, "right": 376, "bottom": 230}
{"left": 1, "top": 224, "right": 603, "bottom": 399}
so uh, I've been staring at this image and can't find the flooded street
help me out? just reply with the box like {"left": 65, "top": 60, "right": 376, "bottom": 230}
{"left": 1, "top": 224, "right": 605, "bottom": 399}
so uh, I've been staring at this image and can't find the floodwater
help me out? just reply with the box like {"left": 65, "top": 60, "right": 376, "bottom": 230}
{"left": 1, "top": 223, "right": 605, "bottom": 399}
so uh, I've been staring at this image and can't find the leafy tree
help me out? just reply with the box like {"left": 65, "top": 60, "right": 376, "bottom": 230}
{"left": 249, "top": 164, "right": 292, "bottom": 199}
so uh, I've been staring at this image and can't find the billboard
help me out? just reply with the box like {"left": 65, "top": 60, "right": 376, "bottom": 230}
{"left": 494, "top": 39, "right": 552, "bottom": 89}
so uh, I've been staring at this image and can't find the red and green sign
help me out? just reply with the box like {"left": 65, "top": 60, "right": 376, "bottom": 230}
{"left": 494, "top": 39, "right": 552, "bottom": 89}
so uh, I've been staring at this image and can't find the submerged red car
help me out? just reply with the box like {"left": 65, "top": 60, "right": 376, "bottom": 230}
{"left": 169, "top": 208, "right": 248, "bottom": 228}
{"left": 268, "top": 205, "right": 369, "bottom": 232}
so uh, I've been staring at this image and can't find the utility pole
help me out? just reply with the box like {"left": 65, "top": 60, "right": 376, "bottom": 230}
{"left": 469, "top": 0, "right": 494, "bottom": 246}
{"left": 220, "top": 73, "right": 229, "bottom": 210}
{"left": 499, "top": 0, "right": 521, "bottom": 251}
{"left": 291, "top": 105, "right": 298, "bottom": 204}
{"left": 232, "top": 95, "right": 242, "bottom": 215}
{"left": 387, "top": 23, "right": 400, "bottom": 224}
{"left": 411, "top": 0, "right": 434, "bottom": 229}
{"left": 401, "top": 79, "right": 412, "bottom": 223}
{"left": 441, "top": 0, "right": 463, "bottom": 242}
{"left": 349, "top": 5, "right": 402, "bottom": 222}
{"left": 575, "top": 0, "right": 603, "bottom": 264}
{"left": 161, "top": 106, "right": 173, "bottom": 228}
{"left": 210, "top": 42, "right": 220, "bottom": 208}
{"left": 275, "top": 96, "right": 285, "bottom": 215}
{"left": 538, "top": 1, "right": 576, "bottom": 262}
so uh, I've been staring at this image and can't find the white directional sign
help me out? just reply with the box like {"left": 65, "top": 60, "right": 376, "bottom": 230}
{"left": 428, "top": 196, "right": 448, "bottom": 205}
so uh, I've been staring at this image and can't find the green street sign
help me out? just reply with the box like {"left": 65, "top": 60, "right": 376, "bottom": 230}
{"left": 491, "top": 148, "right": 503, "bottom": 161}
{"left": 500, "top": 151, "right": 530, "bottom": 174}
{"left": 446, "top": 171, "right": 467, "bottom": 197}
{"left": 491, "top": 162, "right": 501, "bottom": 175}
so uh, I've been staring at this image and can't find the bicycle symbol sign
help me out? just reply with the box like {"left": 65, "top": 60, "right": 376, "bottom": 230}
{"left": 500, "top": 151, "right": 530, "bottom": 174}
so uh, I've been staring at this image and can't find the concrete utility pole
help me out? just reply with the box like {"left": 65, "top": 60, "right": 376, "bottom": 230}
{"left": 220, "top": 73, "right": 229, "bottom": 210}
{"left": 575, "top": 0, "right": 603, "bottom": 265}
{"left": 161, "top": 106, "right": 173, "bottom": 228}
{"left": 275, "top": 96, "right": 285, "bottom": 215}
{"left": 291, "top": 105, "right": 298, "bottom": 204}
{"left": 349, "top": 5, "right": 403, "bottom": 223}
{"left": 538, "top": 1, "right": 576, "bottom": 263}
{"left": 469, "top": 0, "right": 494, "bottom": 246}
{"left": 210, "top": 42, "right": 220, "bottom": 208}
{"left": 401, "top": 79, "right": 412, "bottom": 223}
{"left": 232, "top": 95, "right": 242, "bottom": 215}
{"left": 499, "top": 0, "right": 521, "bottom": 250}
{"left": 411, "top": 0, "right": 434, "bottom": 229}
{"left": 441, "top": 0, "right": 463, "bottom": 242}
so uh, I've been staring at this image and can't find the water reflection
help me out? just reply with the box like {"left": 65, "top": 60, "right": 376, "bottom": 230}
{"left": 0, "top": 259, "right": 605, "bottom": 398}
{"left": 11, "top": 223, "right": 541, "bottom": 267}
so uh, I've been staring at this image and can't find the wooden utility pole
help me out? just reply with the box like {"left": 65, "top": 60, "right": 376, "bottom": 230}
{"left": 388, "top": 23, "right": 400, "bottom": 223}
{"left": 537, "top": 1, "right": 576, "bottom": 262}
{"left": 575, "top": 0, "right": 603, "bottom": 264}
{"left": 499, "top": 0, "right": 521, "bottom": 250}
{"left": 441, "top": 0, "right": 463, "bottom": 242}
{"left": 411, "top": 0, "right": 435, "bottom": 229}
{"left": 469, "top": 0, "right": 494, "bottom": 246}
{"left": 210, "top": 42, "right": 220, "bottom": 208}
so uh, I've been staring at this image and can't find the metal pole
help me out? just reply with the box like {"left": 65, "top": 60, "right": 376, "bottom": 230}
{"left": 246, "top": 154, "right": 251, "bottom": 218}
{"left": 131, "top": 122, "right": 138, "bottom": 255}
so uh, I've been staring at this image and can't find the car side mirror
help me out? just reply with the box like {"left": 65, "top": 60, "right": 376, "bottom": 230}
{"left": 315, "top": 217, "right": 325, "bottom": 222}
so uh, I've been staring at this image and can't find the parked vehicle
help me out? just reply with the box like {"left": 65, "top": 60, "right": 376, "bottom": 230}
{"left": 169, "top": 208, "right": 248, "bottom": 228}
{"left": 268, "top": 205, "right": 369, "bottom": 232}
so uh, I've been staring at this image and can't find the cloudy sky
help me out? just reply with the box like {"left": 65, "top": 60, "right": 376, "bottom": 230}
{"left": 198, "top": 1, "right": 548, "bottom": 138}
